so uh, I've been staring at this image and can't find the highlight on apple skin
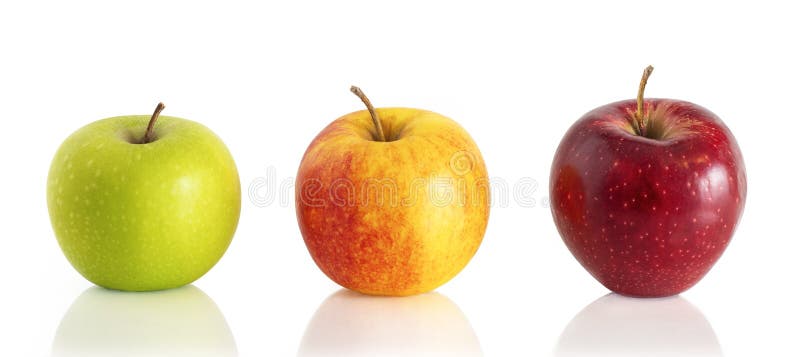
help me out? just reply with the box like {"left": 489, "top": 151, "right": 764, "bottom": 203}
{"left": 295, "top": 87, "right": 490, "bottom": 296}
{"left": 550, "top": 67, "right": 746, "bottom": 297}
{"left": 47, "top": 103, "right": 241, "bottom": 291}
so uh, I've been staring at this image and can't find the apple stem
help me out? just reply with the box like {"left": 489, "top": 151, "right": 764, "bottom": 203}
{"left": 350, "top": 86, "right": 386, "bottom": 142}
{"left": 634, "top": 65, "right": 654, "bottom": 136}
{"left": 142, "top": 102, "right": 166, "bottom": 144}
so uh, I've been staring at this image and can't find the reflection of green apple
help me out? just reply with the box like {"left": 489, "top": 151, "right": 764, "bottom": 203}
{"left": 47, "top": 103, "right": 240, "bottom": 291}
{"left": 53, "top": 285, "right": 237, "bottom": 357}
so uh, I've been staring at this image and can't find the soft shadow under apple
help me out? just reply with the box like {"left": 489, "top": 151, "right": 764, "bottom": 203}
{"left": 555, "top": 293, "right": 722, "bottom": 357}
{"left": 51, "top": 285, "right": 237, "bottom": 357}
{"left": 298, "top": 289, "right": 482, "bottom": 357}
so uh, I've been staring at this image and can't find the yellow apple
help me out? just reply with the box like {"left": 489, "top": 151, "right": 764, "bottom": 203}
{"left": 295, "top": 87, "right": 490, "bottom": 296}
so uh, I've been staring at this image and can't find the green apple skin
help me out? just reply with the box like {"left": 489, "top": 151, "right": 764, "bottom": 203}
{"left": 47, "top": 115, "right": 241, "bottom": 291}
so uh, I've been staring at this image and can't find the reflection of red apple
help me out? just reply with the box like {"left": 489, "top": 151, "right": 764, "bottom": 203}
{"left": 550, "top": 66, "right": 746, "bottom": 297}
{"left": 556, "top": 294, "right": 722, "bottom": 357}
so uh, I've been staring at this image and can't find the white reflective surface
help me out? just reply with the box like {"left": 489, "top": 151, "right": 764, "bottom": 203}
{"left": 555, "top": 294, "right": 722, "bottom": 357}
{"left": 51, "top": 285, "right": 237, "bottom": 357}
{"left": 298, "top": 289, "right": 482, "bottom": 357}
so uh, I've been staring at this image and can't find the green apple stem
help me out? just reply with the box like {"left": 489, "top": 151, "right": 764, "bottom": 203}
{"left": 142, "top": 102, "right": 166, "bottom": 144}
{"left": 350, "top": 86, "right": 386, "bottom": 142}
{"left": 635, "top": 65, "right": 654, "bottom": 136}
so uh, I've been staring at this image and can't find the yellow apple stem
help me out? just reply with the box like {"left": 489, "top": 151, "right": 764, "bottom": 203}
{"left": 635, "top": 65, "right": 654, "bottom": 136}
{"left": 350, "top": 86, "right": 386, "bottom": 142}
{"left": 142, "top": 102, "right": 166, "bottom": 144}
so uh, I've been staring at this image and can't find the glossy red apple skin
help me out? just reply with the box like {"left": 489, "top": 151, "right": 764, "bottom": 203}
{"left": 550, "top": 99, "right": 746, "bottom": 297}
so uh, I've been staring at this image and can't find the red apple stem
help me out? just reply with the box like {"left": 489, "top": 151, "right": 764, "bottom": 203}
{"left": 142, "top": 102, "right": 166, "bottom": 144}
{"left": 350, "top": 86, "right": 386, "bottom": 142}
{"left": 635, "top": 65, "right": 654, "bottom": 136}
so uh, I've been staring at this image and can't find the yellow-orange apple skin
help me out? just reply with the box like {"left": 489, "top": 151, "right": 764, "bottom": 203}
{"left": 296, "top": 108, "right": 490, "bottom": 296}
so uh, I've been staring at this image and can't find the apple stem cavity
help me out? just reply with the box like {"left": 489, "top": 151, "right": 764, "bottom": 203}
{"left": 350, "top": 86, "right": 386, "bottom": 142}
{"left": 634, "top": 65, "right": 654, "bottom": 136}
{"left": 142, "top": 102, "right": 166, "bottom": 144}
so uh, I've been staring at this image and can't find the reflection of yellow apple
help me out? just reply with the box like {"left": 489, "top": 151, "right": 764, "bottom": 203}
{"left": 52, "top": 285, "right": 237, "bottom": 357}
{"left": 296, "top": 87, "right": 490, "bottom": 296}
{"left": 556, "top": 294, "right": 722, "bottom": 357}
{"left": 298, "top": 289, "right": 482, "bottom": 356}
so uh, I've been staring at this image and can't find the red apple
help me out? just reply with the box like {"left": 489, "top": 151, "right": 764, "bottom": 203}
{"left": 550, "top": 66, "right": 746, "bottom": 297}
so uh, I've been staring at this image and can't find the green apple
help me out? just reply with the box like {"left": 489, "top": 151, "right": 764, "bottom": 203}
{"left": 47, "top": 103, "right": 241, "bottom": 291}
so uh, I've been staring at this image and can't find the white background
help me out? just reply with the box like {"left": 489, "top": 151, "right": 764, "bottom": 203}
{"left": 1, "top": 1, "right": 798, "bottom": 356}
